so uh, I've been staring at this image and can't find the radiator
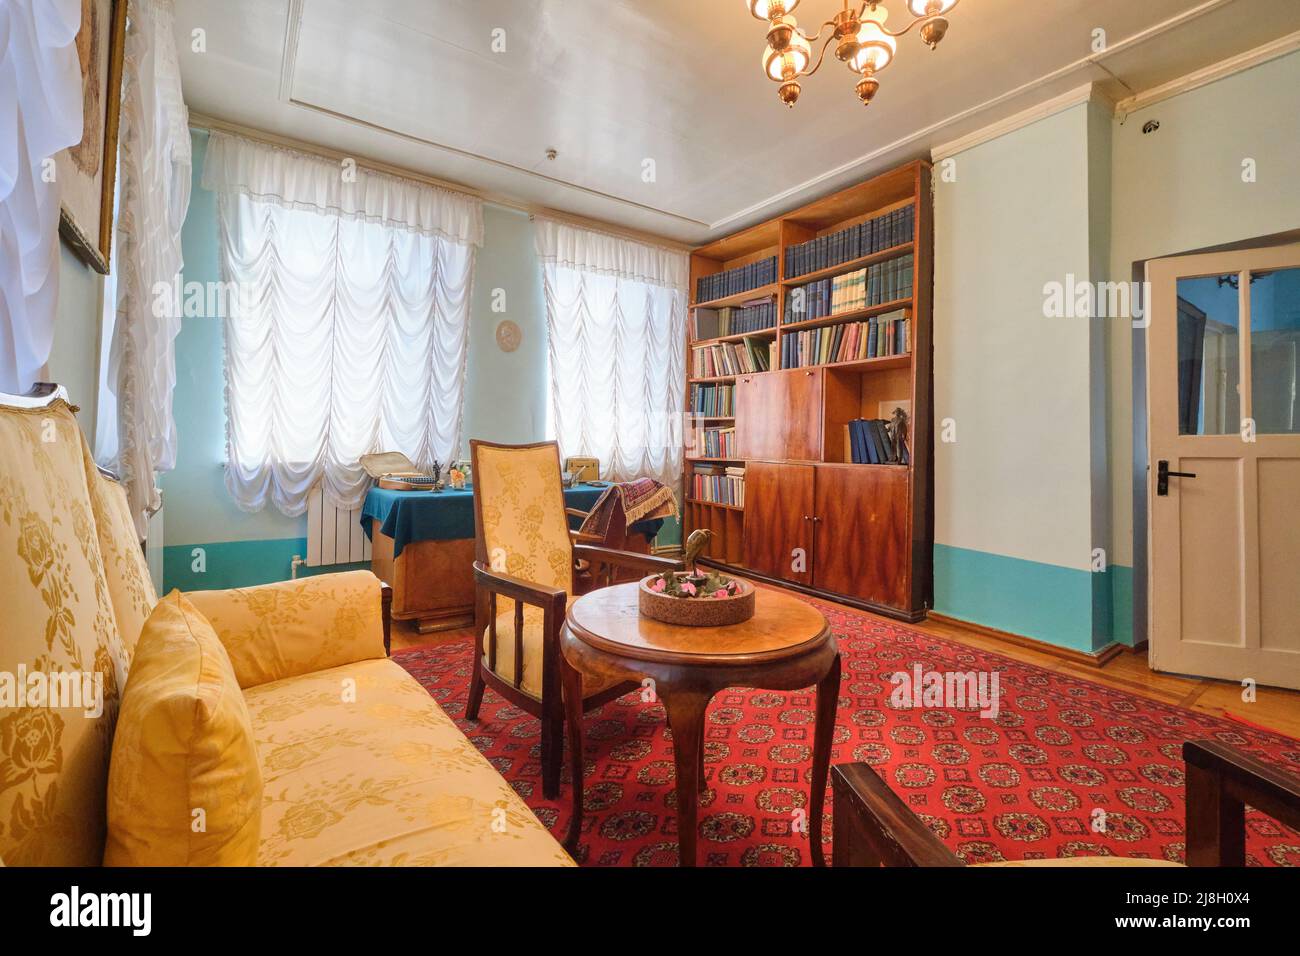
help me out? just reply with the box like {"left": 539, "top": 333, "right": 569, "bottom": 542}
{"left": 305, "top": 484, "right": 372, "bottom": 567}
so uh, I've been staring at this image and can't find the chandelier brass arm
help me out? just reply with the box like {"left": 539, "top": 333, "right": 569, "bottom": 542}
{"left": 750, "top": 0, "right": 963, "bottom": 108}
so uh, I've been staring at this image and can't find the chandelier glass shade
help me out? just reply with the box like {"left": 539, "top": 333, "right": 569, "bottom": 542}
{"left": 746, "top": 0, "right": 962, "bottom": 107}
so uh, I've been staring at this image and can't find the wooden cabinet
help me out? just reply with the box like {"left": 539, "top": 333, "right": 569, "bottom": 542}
{"left": 736, "top": 368, "right": 823, "bottom": 461}
{"left": 812, "top": 465, "right": 909, "bottom": 608}
{"left": 744, "top": 462, "right": 814, "bottom": 585}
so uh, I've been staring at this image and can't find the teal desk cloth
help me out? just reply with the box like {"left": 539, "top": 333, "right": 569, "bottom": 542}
{"left": 360, "top": 483, "right": 663, "bottom": 558}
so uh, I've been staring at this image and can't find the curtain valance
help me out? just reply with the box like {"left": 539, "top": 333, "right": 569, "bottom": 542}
{"left": 534, "top": 219, "right": 686, "bottom": 289}
{"left": 201, "top": 131, "right": 484, "bottom": 247}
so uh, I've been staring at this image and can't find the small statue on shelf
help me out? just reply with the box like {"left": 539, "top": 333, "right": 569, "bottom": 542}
{"left": 887, "top": 407, "right": 909, "bottom": 464}
{"left": 430, "top": 460, "right": 444, "bottom": 491}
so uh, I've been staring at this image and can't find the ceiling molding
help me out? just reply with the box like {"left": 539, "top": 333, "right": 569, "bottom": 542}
{"left": 278, "top": 0, "right": 304, "bottom": 103}
{"left": 929, "top": 84, "right": 1105, "bottom": 163}
{"left": 186, "top": 112, "right": 695, "bottom": 252}
{"left": 1113, "top": 27, "right": 1300, "bottom": 116}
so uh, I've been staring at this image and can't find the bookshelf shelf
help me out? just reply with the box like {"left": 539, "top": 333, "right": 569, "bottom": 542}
{"left": 787, "top": 353, "right": 911, "bottom": 374}
{"left": 685, "top": 499, "right": 745, "bottom": 512}
{"left": 690, "top": 328, "right": 777, "bottom": 348}
{"left": 691, "top": 283, "right": 778, "bottom": 311}
{"left": 780, "top": 298, "right": 913, "bottom": 332}
{"left": 683, "top": 159, "right": 934, "bottom": 622}
{"left": 780, "top": 242, "right": 914, "bottom": 287}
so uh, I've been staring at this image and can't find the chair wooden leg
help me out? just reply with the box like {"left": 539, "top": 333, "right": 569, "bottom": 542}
{"left": 465, "top": 659, "right": 486, "bottom": 720}
{"left": 542, "top": 695, "right": 563, "bottom": 800}
{"left": 561, "top": 654, "right": 585, "bottom": 853}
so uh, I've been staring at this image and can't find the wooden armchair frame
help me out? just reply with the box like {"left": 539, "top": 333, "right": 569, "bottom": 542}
{"left": 464, "top": 439, "right": 682, "bottom": 799}
{"left": 831, "top": 740, "right": 1300, "bottom": 867}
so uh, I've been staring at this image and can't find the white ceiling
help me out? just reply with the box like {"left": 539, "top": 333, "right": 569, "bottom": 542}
{"left": 175, "top": 0, "right": 1300, "bottom": 244}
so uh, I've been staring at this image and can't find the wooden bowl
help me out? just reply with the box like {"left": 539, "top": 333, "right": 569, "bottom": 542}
{"left": 638, "top": 573, "right": 756, "bottom": 627}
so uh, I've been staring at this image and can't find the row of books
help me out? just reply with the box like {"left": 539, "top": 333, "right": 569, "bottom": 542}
{"left": 691, "top": 300, "right": 777, "bottom": 340}
{"left": 695, "top": 256, "right": 777, "bottom": 304}
{"left": 847, "top": 418, "right": 909, "bottom": 466}
{"left": 781, "top": 309, "right": 910, "bottom": 368}
{"left": 785, "top": 205, "right": 915, "bottom": 279}
{"left": 690, "top": 465, "right": 745, "bottom": 507}
{"left": 783, "top": 252, "right": 913, "bottom": 321}
{"left": 692, "top": 425, "right": 736, "bottom": 459}
{"left": 691, "top": 337, "right": 771, "bottom": 378}
{"left": 688, "top": 382, "right": 734, "bottom": 417}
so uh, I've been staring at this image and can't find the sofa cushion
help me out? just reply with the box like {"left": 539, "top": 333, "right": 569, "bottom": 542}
{"left": 186, "top": 570, "right": 386, "bottom": 689}
{"left": 243, "top": 658, "right": 573, "bottom": 866}
{"left": 104, "top": 591, "right": 263, "bottom": 865}
{"left": 88, "top": 472, "right": 157, "bottom": 658}
{"left": 0, "top": 394, "right": 130, "bottom": 866}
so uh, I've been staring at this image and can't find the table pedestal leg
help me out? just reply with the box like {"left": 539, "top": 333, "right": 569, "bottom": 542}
{"left": 809, "top": 653, "right": 841, "bottom": 867}
{"left": 664, "top": 688, "right": 711, "bottom": 867}
{"left": 561, "top": 653, "right": 584, "bottom": 854}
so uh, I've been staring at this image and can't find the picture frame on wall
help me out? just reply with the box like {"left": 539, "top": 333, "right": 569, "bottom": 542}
{"left": 57, "top": 0, "right": 127, "bottom": 276}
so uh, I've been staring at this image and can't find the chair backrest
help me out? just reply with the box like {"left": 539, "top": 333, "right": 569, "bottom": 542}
{"left": 470, "top": 440, "right": 572, "bottom": 593}
{"left": 0, "top": 390, "right": 137, "bottom": 865}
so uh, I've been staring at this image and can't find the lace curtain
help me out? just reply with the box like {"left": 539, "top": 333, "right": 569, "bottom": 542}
{"left": 202, "top": 131, "right": 483, "bottom": 516}
{"left": 534, "top": 218, "right": 687, "bottom": 485}
{"left": 0, "top": 0, "right": 82, "bottom": 393}
{"left": 97, "top": 0, "right": 191, "bottom": 537}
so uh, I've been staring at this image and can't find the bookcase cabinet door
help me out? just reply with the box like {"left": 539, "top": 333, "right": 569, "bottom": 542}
{"left": 813, "top": 465, "right": 910, "bottom": 609}
{"left": 744, "top": 461, "right": 814, "bottom": 585}
{"left": 736, "top": 368, "right": 823, "bottom": 461}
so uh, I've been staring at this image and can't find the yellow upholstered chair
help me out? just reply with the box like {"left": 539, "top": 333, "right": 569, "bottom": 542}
{"left": 830, "top": 740, "right": 1300, "bottom": 867}
{"left": 467, "top": 440, "right": 681, "bottom": 799}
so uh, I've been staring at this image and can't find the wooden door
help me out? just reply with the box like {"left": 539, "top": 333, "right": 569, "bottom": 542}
{"left": 812, "top": 464, "right": 909, "bottom": 609}
{"left": 1147, "top": 245, "right": 1300, "bottom": 690}
{"left": 744, "top": 461, "right": 814, "bottom": 585}
{"left": 736, "top": 368, "right": 823, "bottom": 461}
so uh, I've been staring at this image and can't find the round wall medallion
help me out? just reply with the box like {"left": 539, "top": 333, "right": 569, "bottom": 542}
{"left": 495, "top": 319, "right": 522, "bottom": 352}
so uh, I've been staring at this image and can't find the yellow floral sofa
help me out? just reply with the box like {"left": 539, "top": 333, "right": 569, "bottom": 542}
{"left": 0, "top": 388, "right": 572, "bottom": 866}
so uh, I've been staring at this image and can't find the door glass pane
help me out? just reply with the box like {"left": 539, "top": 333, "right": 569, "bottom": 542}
{"left": 1249, "top": 267, "right": 1300, "bottom": 434}
{"left": 1176, "top": 275, "right": 1240, "bottom": 435}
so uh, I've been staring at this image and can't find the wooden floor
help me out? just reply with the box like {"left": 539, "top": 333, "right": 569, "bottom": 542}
{"left": 391, "top": 591, "right": 1300, "bottom": 740}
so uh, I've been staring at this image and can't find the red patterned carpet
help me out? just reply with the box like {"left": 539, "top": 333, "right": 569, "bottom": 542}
{"left": 394, "top": 598, "right": 1300, "bottom": 866}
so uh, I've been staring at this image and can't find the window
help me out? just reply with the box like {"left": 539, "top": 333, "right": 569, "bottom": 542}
{"left": 203, "top": 132, "right": 483, "bottom": 515}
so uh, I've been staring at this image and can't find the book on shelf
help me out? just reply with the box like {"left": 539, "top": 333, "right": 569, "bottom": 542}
{"left": 692, "top": 337, "right": 771, "bottom": 377}
{"left": 844, "top": 418, "right": 909, "bottom": 465}
{"left": 691, "top": 464, "right": 745, "bottom": 507}
{"left": 781, "top": 309, "right": 910, "bottom": 368}
{"left": 691, "top": 298, "right": 776, "bottom": 340}
{"left": 695, "top": 256, "right": 777, "bottom": 304}
{"left": 688, "top": 382, "right": 735, "bottom": 417}
{"left": 785, "top": 252, "right": 913, "bottom": 324}
{"left": 691, "top": 425, "right": 737, "bottom": 459}
{"left": 783, "top": 204, "right": 916, "bottom": 280}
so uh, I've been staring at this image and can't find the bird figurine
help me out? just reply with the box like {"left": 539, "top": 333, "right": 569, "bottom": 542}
{"left": 684, "top": 528, "right": 714, "bottom": 578}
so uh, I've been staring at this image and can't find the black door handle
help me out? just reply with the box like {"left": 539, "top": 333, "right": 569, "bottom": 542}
{"left": 1157, "top": 459, "right": 1197, "bottom": 496}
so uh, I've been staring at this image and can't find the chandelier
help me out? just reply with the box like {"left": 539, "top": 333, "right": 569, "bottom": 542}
{"left": 747, "top": 0, "right": 962, "bottom": 107}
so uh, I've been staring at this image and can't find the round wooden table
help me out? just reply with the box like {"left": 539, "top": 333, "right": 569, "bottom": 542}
{"left": 560, "top": 581, "right": 840, "bottom": 866}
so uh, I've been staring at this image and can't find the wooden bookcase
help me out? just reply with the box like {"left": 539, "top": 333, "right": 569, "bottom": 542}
{"left": 683, "top": 160, "right": 933, "bottom": 621}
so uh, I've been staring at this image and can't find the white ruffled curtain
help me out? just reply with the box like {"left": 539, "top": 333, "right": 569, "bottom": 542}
{"left": 98, "top": 0, "right": 191, "bottom": 536}
{"left": 0, "top": 0, "right": 82, "bottom": 393}
{"left": 202, "top": 131, "right": 483, "bottom": 516}
{"left": 534, "top": 218, "right": 687, "bottom": 485}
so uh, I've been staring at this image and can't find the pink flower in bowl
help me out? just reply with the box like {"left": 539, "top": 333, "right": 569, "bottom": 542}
{"left": 680, "top": 580, "right": 697, "bottom": 596}
{"left": 712, "top": 589, "right": 729, "bottom": 599}
{"left": 650, "top": 577, "right": 667, "bottom": 592}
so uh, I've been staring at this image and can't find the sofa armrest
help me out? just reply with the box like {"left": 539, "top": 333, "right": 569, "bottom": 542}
{"left": 184, "top": 569, "right": 389, "bottom": 689}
